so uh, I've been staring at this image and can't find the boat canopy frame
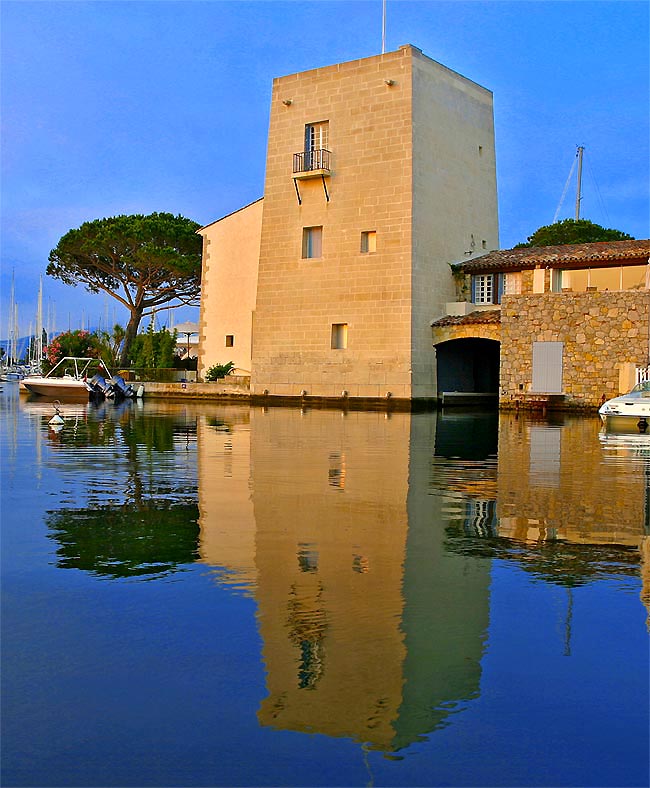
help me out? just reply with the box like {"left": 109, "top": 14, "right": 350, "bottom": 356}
{"left": 44, "top": 357, "right": 111, "bottom": 379}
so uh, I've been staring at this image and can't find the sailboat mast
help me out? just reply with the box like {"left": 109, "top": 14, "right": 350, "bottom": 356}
{"left": 12, "top": 302, "right": 18, "bottom": 365}
{"left": 35, "top": 276, "right": 43, "bottom": 367}
{"left": 575, "top": 145, "right": 584, "bottom": 220}
{"left": 9, "top": 272, "right": 16, "bottom": 365}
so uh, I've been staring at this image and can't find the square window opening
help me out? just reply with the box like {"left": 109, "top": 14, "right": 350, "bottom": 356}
{"left": 473, "top": 274, "right": 494, "bottom": 304}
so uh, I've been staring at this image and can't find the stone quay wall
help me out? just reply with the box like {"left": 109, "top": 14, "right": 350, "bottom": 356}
{"left": 500, "top": 290, "right": 650, "bottom": 410}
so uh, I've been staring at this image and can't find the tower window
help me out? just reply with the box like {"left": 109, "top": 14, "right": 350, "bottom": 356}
{"left": 302, "top": 226, "right": 322, "bottom": 259}
{"left": 331, "top": 323, "right": 348, "bottom": 350}
{"left": 225, "top": 335, "right": 234, "bottom": 347}
{"left": 360, "top": 231, "right": 377, "bottom": 253}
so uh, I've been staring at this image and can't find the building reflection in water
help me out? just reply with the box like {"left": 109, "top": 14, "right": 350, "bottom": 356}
{"left": 35, "top": 392, "right": 649, "bottom": 751}
{"left": 435, "top": 412, "right": 649, "bottom": 620}
{"left": 197, "top": 406, "right": 650, "bottom": 753}
{"left": 198, "top": 407, "right": 492, "bottom": 752}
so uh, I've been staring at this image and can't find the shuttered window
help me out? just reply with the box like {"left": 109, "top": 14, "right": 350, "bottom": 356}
{"left": 531, "top": 341, "right": 563, "bottom": 393}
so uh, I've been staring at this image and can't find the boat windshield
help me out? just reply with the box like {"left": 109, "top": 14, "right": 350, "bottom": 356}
{"left": 629, "top": 381, "right": 650, "bottom": 395}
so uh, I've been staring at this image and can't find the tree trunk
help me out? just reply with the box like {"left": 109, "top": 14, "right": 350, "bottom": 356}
{"left": 118, "top": 308, "right": 144, "bottom": 367}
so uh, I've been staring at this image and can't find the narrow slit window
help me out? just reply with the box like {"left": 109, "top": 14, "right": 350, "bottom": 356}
{"left": 331, "top": 323, "right": 348, "bottom": 350}
{"left": 302, "top": 226, "right": 322, "bottom": 259}
{"left": 360, "top": 231, "right": 377, "bottom": 253}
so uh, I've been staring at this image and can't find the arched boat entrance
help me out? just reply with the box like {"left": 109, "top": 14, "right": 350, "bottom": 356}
{"left": 435, "top": 337, "right": 500, "bottom": 406}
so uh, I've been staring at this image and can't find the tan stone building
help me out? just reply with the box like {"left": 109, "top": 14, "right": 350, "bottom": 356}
{"left": 197, "top": 45, "right": 499, "bottom": 401}
{"left": 433, "top": 239, "right": 650, "bottom": 409}
{"left": 197, "top": 199, "right": 263, "bottom": 378}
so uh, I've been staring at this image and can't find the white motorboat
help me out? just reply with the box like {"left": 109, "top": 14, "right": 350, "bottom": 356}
{"left": 21, "top": 357, "right": 113, "bottom": 400}
{"left": 598, "top": 381, "right": 650, "bottom": 432}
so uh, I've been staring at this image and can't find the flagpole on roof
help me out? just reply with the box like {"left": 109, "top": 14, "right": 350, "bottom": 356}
{"left": 382, "top": 0, "right": 386, "bottom": 54}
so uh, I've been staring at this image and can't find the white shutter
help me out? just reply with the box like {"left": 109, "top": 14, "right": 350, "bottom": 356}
{"left": 531, "top": 341, "right": 563, "bottom": 393}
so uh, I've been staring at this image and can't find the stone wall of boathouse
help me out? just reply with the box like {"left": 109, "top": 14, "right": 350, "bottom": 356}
{"left": 499, "top": 290, "right": 650, "bottom": 410}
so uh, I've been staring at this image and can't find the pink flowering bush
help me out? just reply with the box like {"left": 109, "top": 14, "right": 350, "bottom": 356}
{"left": 42, "top": 330, "right": 108, "bottom": 373}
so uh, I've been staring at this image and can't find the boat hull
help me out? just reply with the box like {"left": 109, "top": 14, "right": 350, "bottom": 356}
{"left": 598, "top": 386, "right": 650, "bottom": 431}
{"left": 21, "top": 378, "right": 90, "bottom": 399}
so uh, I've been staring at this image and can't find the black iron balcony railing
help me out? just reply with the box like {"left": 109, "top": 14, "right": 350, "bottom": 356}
{"left": 293, "top": 148, "right": 331, "bottom": 174}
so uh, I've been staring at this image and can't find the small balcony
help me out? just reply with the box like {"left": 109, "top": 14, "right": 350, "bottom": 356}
{"left": 293, "top": 149, "right": 331, "bottom": 179}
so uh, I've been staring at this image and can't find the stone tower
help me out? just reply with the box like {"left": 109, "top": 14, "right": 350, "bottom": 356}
{"left": 250, "top": 44, "right": 498, "bottom": 401}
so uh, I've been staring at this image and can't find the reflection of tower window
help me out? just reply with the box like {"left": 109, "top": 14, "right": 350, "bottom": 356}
{"left": 297, "top": 545, "right": 318, "bottom": 572}
{"left": 328, "top": 452, "right": 346, "bottom": 489}
{"left": 287, "top": 583, "right": 327, "bottom": 690}
{"left": 298, "top": 639, "right": 324, "bottom": 690}
{"left": 464, "top": 499, "right": 498, "bottom": 536}
{"left": 352, "top": 554, "right": 369, "bottom": 573}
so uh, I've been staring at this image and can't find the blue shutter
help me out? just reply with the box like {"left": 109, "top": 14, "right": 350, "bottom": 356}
{"left": 496, "top": 273, "right": 505, "bottom": 304}
{"left": 471, "top": 276, "right": 477, "bottom": 304}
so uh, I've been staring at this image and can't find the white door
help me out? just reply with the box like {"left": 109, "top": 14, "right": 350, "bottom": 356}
{"left": 531, "top": 341, "right": 563, "bottom": 393}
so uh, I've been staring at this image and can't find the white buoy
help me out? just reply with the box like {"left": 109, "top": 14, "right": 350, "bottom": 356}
{"left": 48, "top": 401, "right": 65, "bottom": 428}
{"left": 136, "top": 385, "right": 144, "bottom": 398}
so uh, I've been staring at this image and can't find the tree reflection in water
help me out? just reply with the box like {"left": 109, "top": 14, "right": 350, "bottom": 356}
{"left": 444, "top": 527, "right": 641, "bottom": 587}
{"left": 46, "top": 504, "right": 200, "bottom": 580}
{"left": 41, "top": 403, "right": 201, "bottom": 580}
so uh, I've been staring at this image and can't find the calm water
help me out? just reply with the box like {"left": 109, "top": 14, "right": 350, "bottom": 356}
{"left": 1, "top": 384, "right": 648, "bottom": 787}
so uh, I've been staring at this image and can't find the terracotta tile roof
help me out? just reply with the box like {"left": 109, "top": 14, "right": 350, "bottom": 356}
{"left": 455, "top": 239, "right": 650, "bottom": 273}
{"left": 431, "top": 309, "right": 502, "bottom": 328}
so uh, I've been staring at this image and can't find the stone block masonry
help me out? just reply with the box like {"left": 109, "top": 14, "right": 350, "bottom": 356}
{"left": 500, "top": 290, "right": 650, "bottom": 409}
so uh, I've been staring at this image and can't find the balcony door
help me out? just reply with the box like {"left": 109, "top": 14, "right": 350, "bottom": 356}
{"left": 304, "top": 121, "right": 329, "bottom": 170}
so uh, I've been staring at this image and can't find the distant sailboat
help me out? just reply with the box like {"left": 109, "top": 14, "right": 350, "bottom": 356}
{"left": 1, "top": 272, "right": 26, "bottom": 379}
{"left": 30, "top": 277, "right": 44, "bottom": 372}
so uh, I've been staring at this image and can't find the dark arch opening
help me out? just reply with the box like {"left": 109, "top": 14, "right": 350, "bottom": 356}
{"left": 435, "top": 338, "right": 500, "bottom": 402}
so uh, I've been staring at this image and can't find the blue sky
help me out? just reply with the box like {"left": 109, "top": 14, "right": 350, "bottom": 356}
{"left": 1, "top": 0, "right": 648, "bottom": 337}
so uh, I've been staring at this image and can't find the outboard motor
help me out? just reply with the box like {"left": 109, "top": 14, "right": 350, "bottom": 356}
{"left": 110, "top": 375, "right": 136, "bottom": 402}
{"left": 85, "top": 374, "right": 110, "bottom": 402}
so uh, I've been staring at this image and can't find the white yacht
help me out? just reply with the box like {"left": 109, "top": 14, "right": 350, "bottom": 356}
{"left": 598, "top": 381, "right": 650, "bottom": 432}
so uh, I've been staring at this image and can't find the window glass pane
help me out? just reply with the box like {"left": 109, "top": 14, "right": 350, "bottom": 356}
{"left": 551, "top": 270, "right": 562, "bottom": 293}
{"left": 561, "top": 269, "right": 588, "bottom": 291}
{"left": 557, "top": 266, "right": 647, "bottom": 292}
{"left": 305, "top": 122, "right": 328, "bottom": 151}
{"left": 473, "top": 274, "right": 493, "bottom": 304}
{"left": 302, "top": 227, "right": 322, "bottom": 258}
